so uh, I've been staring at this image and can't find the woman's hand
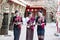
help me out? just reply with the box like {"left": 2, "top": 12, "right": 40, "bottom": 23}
{"left": 27, "top": 24, "right": 30, "bottom": 28}
{"left": 13, "top": 22, "right": 18, "bottom": 25}
{"left": 17, "top": 22, "right": 22, "bottom": 24}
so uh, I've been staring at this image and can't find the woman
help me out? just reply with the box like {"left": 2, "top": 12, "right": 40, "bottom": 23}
{"left": 36, "top": 11, "right": 45, "bottom": 40}
{"left": 26, "top": 12, "right": 35, "bottom": 40}
{"left": 50, "top": 13, "right": 54, "bottom": 22}
{"left": 13, "top": 10, "right": 23, "bottom": 40}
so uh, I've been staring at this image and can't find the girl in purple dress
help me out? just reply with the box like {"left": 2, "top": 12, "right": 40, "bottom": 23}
{"left": 26, "top": 12, "right": 35, "bottom": 40}
{"left": 13, "top": 10, "right": 23, "bottom": 40}
{"left": 36, "top": 12, "right": 46, "bottom": 40}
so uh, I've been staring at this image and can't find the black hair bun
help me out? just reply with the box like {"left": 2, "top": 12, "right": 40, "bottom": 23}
{"left": 38, "top": 10, "right": 42, "bottom": 13}
{"left": 15, "top": 10, "right": 18, "bottom": 13}
{"left": 39, "top": 11, "right": 42, "bottom": 13}
{"left": 28, "top": 12, "right": 31, "bottom": 15}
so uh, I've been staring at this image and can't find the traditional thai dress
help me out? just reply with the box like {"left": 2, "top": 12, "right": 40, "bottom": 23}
{"left": 13, "top": 16, "right": 23, "bottom": 40}
{"left": 36, "top": 16, "right": 45, "bottom": 36}
{"left": 26, "top": 17, "right": 35, "bottom": 40}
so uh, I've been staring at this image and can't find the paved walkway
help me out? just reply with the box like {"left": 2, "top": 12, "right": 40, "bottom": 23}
{"left": 0, "top": 23, "right": 60, "bottom": 40}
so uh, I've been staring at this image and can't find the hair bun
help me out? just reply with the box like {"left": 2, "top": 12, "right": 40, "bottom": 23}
{"left": 15, "top": 10, "right": 18, "bottom": 13}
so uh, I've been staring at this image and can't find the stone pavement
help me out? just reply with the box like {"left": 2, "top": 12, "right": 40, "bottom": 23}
{"left": 0, "top": 23, "right": 60, "bottom": 40}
